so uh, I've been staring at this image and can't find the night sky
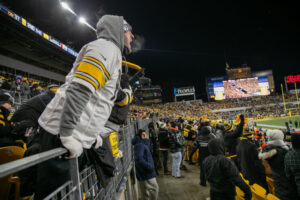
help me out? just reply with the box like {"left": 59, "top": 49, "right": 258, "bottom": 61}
{"left": 1, "top": 0, "right": 300, "bottom": 102}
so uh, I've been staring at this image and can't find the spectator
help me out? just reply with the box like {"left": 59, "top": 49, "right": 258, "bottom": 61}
{"left": 259, "top": 129, "right": 296, "bottom": 200}
{"left": 169, "top": 122, "right": 185, "bottom": 178}
{"left": 285, "top": 132, "right": 300, "bottom": 199}
{"left": 203, "top": 139, "right": 251, "bottom": 200}
{"left": 0, "top": 90, "right": 32, "bottom": 147}
{"left": 190, "top": 126, "right": 215, "bottom": 186}
{"left": 158, "top": 121, "right": 171, "bottom": 175}
{"left": 183, "top": 120, "right": 197, "bottom": 163}
{"left": 236, "top": 126, "right": 268, "bottom": 191}
{"left": 132, "top": 129, "right": 159, "bottom": 200}
{"left": 35, "top": 15, "right": 134, "bottom": 199}
{"left": 0, "top": 79, "right": 12, "bottom": 90}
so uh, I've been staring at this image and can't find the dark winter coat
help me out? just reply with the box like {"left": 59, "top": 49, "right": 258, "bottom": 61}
{"left": 236, "top": 137, "right": 268, "bottom": 191}
{"left": 11, "top": 90, "right": 55, "bottom": 125}
{"left": 203, "top": 139, "right": 252, "bottom": 200}
{"left": 192, "top": 126, "right": 215, "bottom": 162}
{"left": 158, "top": 128, "right": 170, "bottom": 149}
{"left": 224, "top": 121, "right": 243, "bottom": 155}
{"left": 285, "top": 133, "right": 300, "bottom": 199}
{"left": 259, "top": 144, "right": 297, "bottom": 200}
{"left": 132, "top": 135, "right": 157, "bottom": 181}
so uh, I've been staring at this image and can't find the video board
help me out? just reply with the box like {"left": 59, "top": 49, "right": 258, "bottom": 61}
{"left": 208, "top": 77, "right": 270, "bottom": 100}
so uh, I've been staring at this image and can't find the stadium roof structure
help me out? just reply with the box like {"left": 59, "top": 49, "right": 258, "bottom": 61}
{"left": 0, "top": 4, "right": 78, "bottom": 82}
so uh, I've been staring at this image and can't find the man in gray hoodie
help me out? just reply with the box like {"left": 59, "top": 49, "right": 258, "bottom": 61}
{"left": 36, "top": 15, "right": 134, "bottom": 199}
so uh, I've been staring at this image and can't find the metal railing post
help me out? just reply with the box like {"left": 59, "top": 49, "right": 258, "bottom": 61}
{"left": 70, "top": 158, "right": 82, "bottom": 200}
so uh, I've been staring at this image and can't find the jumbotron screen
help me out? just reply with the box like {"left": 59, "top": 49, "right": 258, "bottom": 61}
{"left": 213, "top": 77, "right": 270, "bottom": 100}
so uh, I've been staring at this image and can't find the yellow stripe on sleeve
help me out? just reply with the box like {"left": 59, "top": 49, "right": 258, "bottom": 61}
{"left": 84, "top": 56, "right": 110, "bottom": 79}
{"left": 115, "top": 94, "right": 129, "bottom": 107}
{"left": 0, "top": 120, "right": 5, "bottom": 126}
{"left": 129, "top": 95, "right": 133, "bottom": 103}
{"left": 74, "top": 74, "right": 97, "bottom": 91}
{"left": 0, "top": 114, "right": 4, "bottom": 119}
{"left": 76, "top": 61, "right": 107, "bottom": 88}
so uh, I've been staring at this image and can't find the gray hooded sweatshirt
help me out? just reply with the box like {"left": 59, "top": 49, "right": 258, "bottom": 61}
{"left": 38, "top": 15, "right": 127, "bottom": 148}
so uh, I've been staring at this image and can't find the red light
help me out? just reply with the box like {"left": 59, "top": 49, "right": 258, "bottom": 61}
{"left": 286, "top": 74, "right": 300, "bottom": 83}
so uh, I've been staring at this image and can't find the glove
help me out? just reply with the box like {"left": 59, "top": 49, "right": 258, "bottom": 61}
{"left": 120, "top": 74, "right": 130, "bottom": 89}
{"left": 60, "top": 136, "right": 83, "bottom": 159}
{"left": 94, "top": 135, "right": 103, "bottom": 149}
{"left": 12, "top": 120, "right": 35, "bottom": 132}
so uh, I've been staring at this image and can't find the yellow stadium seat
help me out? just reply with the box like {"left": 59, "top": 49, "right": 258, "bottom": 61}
{"left": 265, "top": 193, "right": 280, "bottom": 200}
{"left": 251, "top": 184, "right": 266, "bottom": 200}
{"left": 266, "top": 176, "right": 274, "bottom": 195}
{"left": 236, "top": 186, "right": 245, "bottom": 200}
{"left": 0, "top": 146, "right": 26, "bottom": 200}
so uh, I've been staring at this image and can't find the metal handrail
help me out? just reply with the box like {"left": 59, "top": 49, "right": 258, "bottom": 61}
{"left": 0, "top": 147, "right": 67, "bottom": 178}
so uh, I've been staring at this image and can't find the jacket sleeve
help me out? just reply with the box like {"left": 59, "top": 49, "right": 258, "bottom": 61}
{"left": 223, "top": 158, "right": 252, "bottom": 200}
{"left": 59, "top": 82, "right": 92, "bottom": 137}
{"left": 134, "top": 144, "right": 153, "bottom": 171}
{"left": 227, "top": 121, "right": 244, "bottom": 139}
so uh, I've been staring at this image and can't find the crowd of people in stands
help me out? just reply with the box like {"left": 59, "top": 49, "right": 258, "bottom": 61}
{"left": 130, "top": 94, "right": 300, "bottom": 121}
{"left": 139, "top": 114, "right": 300, "bottom": 200}
{"left": 0, "top": 74, "right": 53, "bottom": 103}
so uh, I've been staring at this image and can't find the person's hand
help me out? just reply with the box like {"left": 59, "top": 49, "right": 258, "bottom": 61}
{"left": 94, "top": 135, "right": 103, "bottom": 149}
{"left": 60, "top": 136, "right": 83, "bottom": 159}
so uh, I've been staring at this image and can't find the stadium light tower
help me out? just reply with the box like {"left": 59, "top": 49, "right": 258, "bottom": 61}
{"left": 79, "top": 16, "right": 96, "bottom": 32}
{"left": 60, "top": 1, "right": 77, "bottom": 16}
{"left": 60, "top": 1, "right": 96, "bottom": 32}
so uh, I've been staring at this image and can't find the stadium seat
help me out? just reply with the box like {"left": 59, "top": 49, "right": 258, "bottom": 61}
{"left": 251, "top": 183, "right": 267, "bottom": 200}
{"left": 236, "top": 186, "right": 245, "bottom": 200}
{"left": 266, "top": 177, "right": 274, "bottom": 195}
{"left": 265, "top": 193, "right": 280, "bottom": 200}
{"left": 0, "top": 146, "right": 25, "bottom": 200}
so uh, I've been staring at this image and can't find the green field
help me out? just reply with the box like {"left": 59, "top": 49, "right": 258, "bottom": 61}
{"left": 256, "top": 116, "right": 300, "bottom": 129}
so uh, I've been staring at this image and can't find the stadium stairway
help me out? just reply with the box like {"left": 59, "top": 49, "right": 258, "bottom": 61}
{"left": 157, "top": 160, "right": 210, "bottom": 200}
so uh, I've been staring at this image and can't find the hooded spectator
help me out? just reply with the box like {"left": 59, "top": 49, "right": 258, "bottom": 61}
{"left": 258, "top": 129, "right": 296, "bottom": 200}
{"left": 203, "top": 139, "right": 251, "bottom": 200}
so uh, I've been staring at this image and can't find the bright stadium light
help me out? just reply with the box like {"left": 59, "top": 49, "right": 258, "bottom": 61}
{"left": 79, "top": 16, "right": 96, "bottom": 32}
{"left": 79, "top": 17, "right": 86, "bottom": 24}
{"left": 60, "top": 1, "right": 76, "bottom": 15}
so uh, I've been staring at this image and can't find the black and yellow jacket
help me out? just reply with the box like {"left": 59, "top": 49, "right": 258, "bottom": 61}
{"left": 183, "top": 123, "right": 196, "bottom": 141}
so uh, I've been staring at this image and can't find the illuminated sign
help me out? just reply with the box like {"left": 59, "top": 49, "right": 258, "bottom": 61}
{"left": 0, "top": 3, "right": 78, "bottom": 57}
{"left": 174, "top": 87, "right": 195, "bottom": 96}
{"left": 286, "top": 74, "right": 300, "bottom": 83}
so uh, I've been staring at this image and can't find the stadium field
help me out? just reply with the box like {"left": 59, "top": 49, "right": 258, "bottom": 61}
{"left": 255, "top": 116, "right": 300, "bottom": 129}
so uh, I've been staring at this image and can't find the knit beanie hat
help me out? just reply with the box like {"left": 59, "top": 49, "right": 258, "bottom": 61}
{"left": 266, "top": 129, "right": 284, "bottom": 141}
{"left": 158, "top": 121, "right": 167, "bottom": 129}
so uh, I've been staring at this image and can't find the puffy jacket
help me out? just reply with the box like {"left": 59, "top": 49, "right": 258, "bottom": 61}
{"left": 259, "top": 144, "right": 297, "bottom": 200}
{"left": 203, "top": 139, "right": 251, "bottom": 200}
{"left": 132, "top": 135, "right": 157, "bottom": 181}
{"left": 39, "top": 15, "right": 125, "bottom": 148}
